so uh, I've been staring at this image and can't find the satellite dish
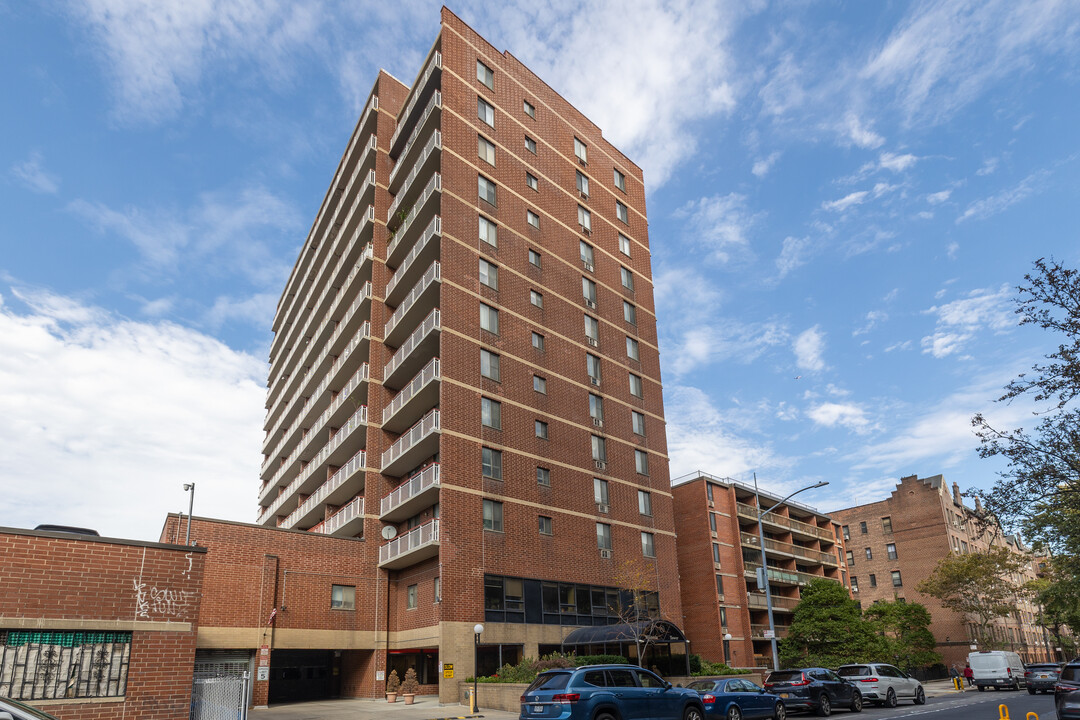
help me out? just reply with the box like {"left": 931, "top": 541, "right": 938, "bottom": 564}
{"left": 381, "top": 526, "right": 398, "bottom": 540}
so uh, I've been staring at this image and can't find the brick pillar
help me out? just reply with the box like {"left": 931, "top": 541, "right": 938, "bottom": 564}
{"left": 252, "top": 554, "right": 279, "bottom": 708}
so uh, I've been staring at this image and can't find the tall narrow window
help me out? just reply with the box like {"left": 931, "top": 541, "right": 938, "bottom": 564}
{"left": 882, "top": 516, "right": 893, "bottom": 533}
{"left": 641, "top": 532, "right": 655, "bottom": 558}
{"left": 478, "top": 135, "right": 496, "bottom": 166}
{"left": 533, "top": 375, "right": 547, "bottom": 394}
{"left": 584, "top": 314, "right": 599, "bottom": 343}
{"left": 526, "top": 172, "right": 538, "bottom": 190}
{"left": 619, "top": 234, "right": 631, "bottom": 257}
{"left": 635, "top": 449, "right": 649, "bottom": 475}
{"left": 887, "top": 543, "right": 898, "bottom": 560}
{"left": 586, "top": 353, "right": 602, "bottom": 385}
{"left": 596, "top": 523, "right": 611, "bottom": 550}
{"left": 528, "top": 249, "right": 542, "bottom": 268}
{"left": 479, "top": 258, "right": 498, "bottom": 290}
{"left": 480, "top": 349, "right": 500, "bottom": 381}
{"left": 479, "top": 216, "right": 497, "bottom": 248}
{"left": 530, "top": 290, "right": 544, "bottom": 308}
{"left": 578, "top": 205, "right": 592, "bottom": 232}
{"left": 478, "top": 97, "right": 494, "bottom": 126}
{"left": 580, "top": 241, "right": 595, "bottom": 268}
{"left": 588, "top": 393, "right": 604, "bottom": 423}
{"left": 531, "top": 332, "right": 545, "bottom": 351}
{"left": 891, "top": 570, "right": 903, "bottom": 587}
{"left": 478, "top": 175, "right": 497, "bottom": 206}
{"left": 591, "top": 435, "right": 607, "bottom": 463}
{"left": 632, "top": 411, "right": 645, "bottom": 436}
{"left": 537, "top": 467, "right": 550, "bottom": 486}
{"left": 626, "top": 337, "right": 640, "bottom": 361}
{"left": 481, "top": 447, "right": 502, "bottom": 479}
{"left": 477, "top": 60, "right": 494, "bottom": 89}
{"left": 525, "top": 136, "right": 537, "bottom": 154}
{"left": 574, "top": 137, "right": 588, "bottom": 165}
{"left": 624, "top": 301, "right": 637, "bottom": 325}
{"left": 616, "top": 201, "right": 629, "bottom": 224}
{"left": 582, "top": 277, "right": 597, "bottom": 305}
{"left": 481, "top": 397, "right": 501, "bottom": 429}
{"left": 527, "top": 210, "right": 540, "bottom": 228}
{"left": 483, "top": 499, "right": 503, "bottom": 531}
{"left": 539, "top": 516, "right": 553, "bottom": 535}
{"left": 576, "top": 171, "right": 590, "bottom": 197}
{"left": 638, "top": 490, "right": 652, "bottom": 516}
{"left": 479, "top": 303, "right": 499, "bottom": 334}
{"left": 620, "top": 266, "right": 635, "bottom": 292}
{"left": 594, "top": 477, "right": 609, "bottom": 505}
{"left": 523, "top": 99, "right": 535, "bottom": 118}
{"left": 614, "top": 168, "right": 627, "bottom": 191}
{"left": 535, "top": 420, "right": 548, "bottom": 439}
{"left": 629, "top": 373, "right": 643, "bottom": 398}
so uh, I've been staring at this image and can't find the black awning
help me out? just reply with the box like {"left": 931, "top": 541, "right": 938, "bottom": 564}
{"left": 561, "top": 619, "right": 687, "bottom": 646}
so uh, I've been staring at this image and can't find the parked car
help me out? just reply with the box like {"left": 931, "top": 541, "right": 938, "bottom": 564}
{"left": 1026, "top": 663, "right": 1061, "bottom": 695}
{"left": 836, "top": 663, "right": 925, "bottom": 707}
{"left": 686, "top": 677, "right": 786, "bottom": 720}
{"left": 0, "top": 697, "right": 61, "bottom": 720}
{"left": 519, "top": 664, "right": 706, "bottom": 720}
{"left": 1056, "top": 660, "right": 1080, "bottom": 720}
{"left": 764, "top": 668, "right": 862, "bottom": 716}
{"left": 968, "top": 651, "right": 1025, "bottom": 691}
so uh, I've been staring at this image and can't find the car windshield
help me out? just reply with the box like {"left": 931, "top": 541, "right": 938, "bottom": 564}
{"left": 969, "top": 655, "right": 1002, "bottom": 670}
{"left": 1028, "top": 665, "right": 1058, "bottom": 671}
{"left": 1061, "top": 666, "right": 1080, "bottom": 682}
{"left": 688, "top": 680, "right": 718, "bottom": 692}
{"left": 838, "top": 665, "right": 870, "bottom": 676}
{"left": 525, "top": 672, "right": 571, "bottom": 693}
{"left": 767, "top": 671, "right": 805, "bottom": 683}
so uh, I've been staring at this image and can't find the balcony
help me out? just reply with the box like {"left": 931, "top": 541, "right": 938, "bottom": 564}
{"left": 748, "top": 594, "right": 799, "bottom": 612}
{"left": 736, "top": 502, "right": 833, "bottom": 542}
{"left": 387, "top": 130, "right": 441, "bottom": 222}
{"left": 388, "top": 91, "right": 442, "bottom": 192}
{"left": 280, "top": 449, "right": 366, "bottom": 531}
{"left": 740, "top": 532, "right": 839, "bottom": 567}
{"left": 386, "top": 173, "right": 441, "bottom": 265}
{"left": 751, "top": 624, "right": 790, "bottom": 639}
{"left": 317, "top": 495, "right": 365, "bottom": 537}
{"left": 390, "top": 50, "right": 442, "bottom": 158}
{"left": 379, "top": 519, "right": 439, "bottom": 569}
{"left": 384, "top": 261, "right": 441, "bottom": 347}
{"left": 383, "top": 358, "right": 440, "bottom": 433}
{"left": 384, "top": 309, "right": 440, "bottom": 390}
{"left": 386, "top": 216, "right": 441, "bottom": 304}
{"left": 744, "top": 563, "right": 836, "bottom": 588}
{"left": 381, "top": 408, "right": 440, "bottom": 477}
{"left": 380, "top": 463, "right": 440, "bottom": 522}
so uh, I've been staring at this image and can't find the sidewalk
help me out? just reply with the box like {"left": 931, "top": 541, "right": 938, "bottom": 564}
{"left": 923, "top": 678, "right": 970, "bottom": 697}
{"left": 249, "top": 696, "right": 520, "bottom": 720}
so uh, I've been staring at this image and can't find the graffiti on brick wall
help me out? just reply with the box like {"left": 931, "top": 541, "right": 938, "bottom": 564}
{"left": 132, "top": 579, "right": 197, "bottom": 619}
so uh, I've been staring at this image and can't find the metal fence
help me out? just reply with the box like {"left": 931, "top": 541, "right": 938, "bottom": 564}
{"left": 191, "top": 663, "right": 249, "bottom": 720}
{"left": 0, "top": 631, "right": 130, "bottom": 700}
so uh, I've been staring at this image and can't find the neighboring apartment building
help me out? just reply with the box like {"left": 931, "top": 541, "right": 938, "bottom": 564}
{"left": 832, "top": 474, "right": 1052, "bottom": 668}
{"left": 255, "top": 8, "right": 680, "bottom": 702}
{"left": 672, "top": 473, "right": 847, "bottom": 669}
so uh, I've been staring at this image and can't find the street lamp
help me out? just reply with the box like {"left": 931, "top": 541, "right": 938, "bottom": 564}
{"left": 755, "top": 474, "right": 829, "bottom": 672}
{"left": 182, "top": 483, "right": 195, "bottom": 545}
{"left": 723, "top": 632, "right": 733, "bottom": 665}
{"left": 472, "top": 623, "right": 484, "bottom": 712}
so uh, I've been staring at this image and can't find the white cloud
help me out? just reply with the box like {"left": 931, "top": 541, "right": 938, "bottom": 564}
{"left": 663, "top": 318, "right": 788, "bottom": 377}
{"left": 807, "top": 401, "right": 875, "bottom": 434}
{"left": 206, "top": 293, "right": 278, "bottom": 329}
{"left": 879, "top": 152, "right": 917, "bottom": 172}
{"left": 10, "top": 152, "right": 60, "bottom": 194}
{"left": 921, "top": 284, "right": 1014, "bottom": 357}
{"left": 793, "top": 325, "right": 826, "bottom": 372}
{"left": 752, "top": 151, "right": 781, "bottom": 178}
{"left": 957, "top": 169, "right": 1050, "bottom": 223}
{"left": 676, "top": 193, "right": 758, "bottom": 264}
{"left": 947, "top": 241, "right": 959, "bottom": 260}
{"left": 853, "top": 310, "right": 887, "bottom": 336}
{"left": 822, "top": 190, "right": 870, "bottom": 213}
{"left": 841, "top": 112, "right": 885, "bottom": 149}
{"left": 884, "top": 340, "right": 912, "bottom": 352}
{"left": 0, "top": 285, "right": 265, "bottom": 540}
{"left": 977, "top": 157, "right": 1000, "bottom": 176}
{"left": 926, "top": 189, "right": 951, "bottom": 205}
{"left": 775, "top": 236, "right": 810, "bottom": 279}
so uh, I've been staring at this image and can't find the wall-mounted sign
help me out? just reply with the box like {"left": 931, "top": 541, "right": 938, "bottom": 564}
{"left": 443, "top": 663, "right": 454, "bottom": 679}
{"left": 257, "top": 666, "right": 269, "bottom": 682}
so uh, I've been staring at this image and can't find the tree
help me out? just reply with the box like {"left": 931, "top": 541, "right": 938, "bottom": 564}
{"left": 610, "top": 558, "right": 670, "bottom": 668}
{"left": 862, "top": 600, "right": 941, "bottom": 672}
{"left": 778, "top": 578, "right": 883, "bottom": 669}
{"left": 915, "top": 547, "right": 1026, "bottom": 648}
{"left": 1027, "top": 571, "right": 1080, "bottom": 655}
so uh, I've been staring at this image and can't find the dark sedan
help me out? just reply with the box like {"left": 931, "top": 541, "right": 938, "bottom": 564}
{"left": 1057, "top": 661, "right": 1080, "bottom": 720}
{"left": 687, "top": 677, "right": 786, "bottom": 720}
{"left": 764, "top": 668, "right": 862, "bottom": 716}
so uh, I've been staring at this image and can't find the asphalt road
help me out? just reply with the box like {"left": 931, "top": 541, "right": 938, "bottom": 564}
{"left": 826, "top": 689, "right": 1056, "bottom": 720}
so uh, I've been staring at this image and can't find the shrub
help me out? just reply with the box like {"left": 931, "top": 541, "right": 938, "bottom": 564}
{"left": 691, "top": 660, "right": 751, "bottom": 676}
{"left": 385, "top": 669, "right": 400, "bottom": 693}
{"left": 473, "top": 652, "right": 630, "bottom": 684}
{"left": 401, "top": 667, "right": 419, "bottom": 695}
{"left": 571, "top": 654, "right": 628, "bottom": 666}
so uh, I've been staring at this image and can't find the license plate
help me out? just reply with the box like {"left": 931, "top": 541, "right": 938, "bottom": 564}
{"left": 779, "top": 693, "right": 789, "bottom": 698}
{"left": 1039, "top": 674, "right": 1049, "bottom": 679}
{"left": 532, "top": 705, "right": 544, "bottom": 713}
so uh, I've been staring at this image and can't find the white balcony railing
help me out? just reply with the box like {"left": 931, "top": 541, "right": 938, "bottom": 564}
{"left": 386, "top": 216, "right": 440, "bottom": 296}
{"left": 384, "top": 262, "right": 440, "bottom": 341}
{"left": 391, "top": 51, "right": 442, "bottom": 149}
{"left": 319, "top": 495, "right": 365, "bottom": 536}
{"left": 379, "top": 519, "right": 439, "bottom": 566}
{"left": 389, "top": 91, "right": 442, "bottom": 188}
{"left": 384, "top": 309, "right": 440, "bottom": 381}
{"left": 387, "top": 130, "right": 442, "bottom": 221}
{"left": 381, "top": 409, "right": 440, "bottom": 472}
{"left": 387, "top": 173, "right": 441, "bottom": 258}
{"left": 383, "top": 358, "right": 440, "bottom": 426}
{"left": 281, "top": 449, "right": 366, "bottom": 529}
{"left": 381, "top": 464, "right": 440, "bottom": 517}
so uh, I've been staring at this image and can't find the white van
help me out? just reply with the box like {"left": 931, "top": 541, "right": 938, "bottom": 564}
{"left": 967, "top": 651, "right": 1025, "bottom": 691}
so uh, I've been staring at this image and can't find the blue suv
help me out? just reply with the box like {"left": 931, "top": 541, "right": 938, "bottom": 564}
{"left": 519, "top": 664, "right": 706, "bottom": 720}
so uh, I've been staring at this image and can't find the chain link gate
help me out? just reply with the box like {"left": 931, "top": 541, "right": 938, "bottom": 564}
{"left": 190, "top": 662, "right": 249, "bottom": 720}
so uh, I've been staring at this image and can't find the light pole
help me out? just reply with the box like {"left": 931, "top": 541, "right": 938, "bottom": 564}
{"left": 183, "top": 483, "right": 195, "bottom": 545}
{"left": 472, "top": 623, "right": 484, "bottom": 712}
{"left": 723, "top": 632, "right": 733, "bottom": 665}
{"left": 755, "top": 474, "right": 828, "bottom": 671}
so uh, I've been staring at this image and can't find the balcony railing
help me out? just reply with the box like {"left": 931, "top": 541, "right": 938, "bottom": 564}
{"left": 387, "top": 130, "right": 441, "bottom": 221}
{"left": 318, "top": 495, "right": 365, "bottom": 536}
{"left": 391, "top": 51, "right": 442, "bottom": 152}
{"left": 280, "top": 449, "right": 366, "bottom": 529}
{"left": 736, "top": 502, "right": 833, "bottom": 541}
{"left": 381, "top": 408, "right": 440, "bottom": 475}
{"left": 389, "top": 91, "right": 442, "bottom": 189}
{"left": 386, "top": 216, "right": 440, "bottom": 301}
{"left": 384, "top": 309, "right": 440, "bottom": 389}
{"left": 384, "top": 261, "right": 440, "bottom": 345}
{"left": 380, "top": 463, "right": 440, "bottom": 520}
{"left": 744, "top": 563, "right": 836, "bottom": 588}
{"left": 748, "top": 594, "right": 799, "bottom": 611}
{"left": 751, "top": 624, "right": 790, "bottom": 639}
{"left": 382, "top": 357, "right": 440, "bottom": 428}
{"left": 740, "top": 532, "right": 838, "bottom": 566}
{"left": 379, "top": 519, "right": 439, "bottom": 568}
{"left": 387, "top": 173, "right": 441, "bottom": 261}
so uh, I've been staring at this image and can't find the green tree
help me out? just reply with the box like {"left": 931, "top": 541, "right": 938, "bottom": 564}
{"left": 862, "top": 600, "right": 941, "bottom": 672}
{"left": 915, "top": 547, "right": 1026, "bottom": 648}
{"left": 778, "top": 578, "right": 883, "bottom": 668}
{"left": 1027, "top": 571, "right": 1080, "bottom": 655}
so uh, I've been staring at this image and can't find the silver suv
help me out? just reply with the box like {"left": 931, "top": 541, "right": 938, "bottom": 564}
{"left": 836, "top": 664, "right": 925, "bottom": 707}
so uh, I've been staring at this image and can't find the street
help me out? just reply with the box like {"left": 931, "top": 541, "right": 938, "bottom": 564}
{"left": 834, "top": 689, "right": 1055, "bottom": 720}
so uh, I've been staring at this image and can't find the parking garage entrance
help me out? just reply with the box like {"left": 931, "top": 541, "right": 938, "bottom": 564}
{"left": 268, "top": 650, "right": 338, "bottom": 704}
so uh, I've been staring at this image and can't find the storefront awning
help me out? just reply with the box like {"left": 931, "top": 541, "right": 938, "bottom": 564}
{"left": 561, "top": 619, "right": 687, "bottom": 646}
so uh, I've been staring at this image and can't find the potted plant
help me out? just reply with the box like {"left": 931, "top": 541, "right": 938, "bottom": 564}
{"left": 385, "top": 669, "right": 400, "bottom": 703}
{"left": 401, "top": 667, "right": 419, "bottom": 705}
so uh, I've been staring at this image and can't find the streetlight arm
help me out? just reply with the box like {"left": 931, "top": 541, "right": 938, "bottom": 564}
{"left": 758, "top": 482, "right": 828, "bottom": 521}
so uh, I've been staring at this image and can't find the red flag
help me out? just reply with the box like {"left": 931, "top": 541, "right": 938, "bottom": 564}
{"left": 267, "top": 608, "right": 277, "bottom": 625}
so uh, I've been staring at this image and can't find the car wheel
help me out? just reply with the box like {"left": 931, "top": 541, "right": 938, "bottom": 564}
{"left": 728, "top": 705, "right": 742, "bottom": 720}
{"left": 596, "top": 713, "right": 617, "bottom": 720}
{"left": 817, "top": 694, "right": 832, "bottom": 717}
{"left": 914, "top": 687, "right": 926, "bottom": 705}
{"left": 775, "top": 702, "right": 787, "bottom": 720}
{"left": 977, "top": 686, "right": 985, "bottom": 692}
{"left": 1028, "top": 688, "right": 1037, "bottom": 695}
{"left": 850, "top": 693, "right": 863, "bottom": 713}
{"left": 885, "top": 689, "right": 897, "bottom": 708}
{"left": 684, "top": 706, "right": 705, "bottom": 720}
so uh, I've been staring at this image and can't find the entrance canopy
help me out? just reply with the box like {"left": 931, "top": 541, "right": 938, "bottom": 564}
{"left": 561, "top": 620, "right": 687, "bottom": 646}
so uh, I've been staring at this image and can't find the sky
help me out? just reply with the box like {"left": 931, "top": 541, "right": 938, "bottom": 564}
{"left": 2, "top": 0, "right": 1079, "bottom": 541}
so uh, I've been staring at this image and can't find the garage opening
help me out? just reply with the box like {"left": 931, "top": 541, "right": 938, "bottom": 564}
{"left": 268, "top": 650, "right": 338, "bottom": 704}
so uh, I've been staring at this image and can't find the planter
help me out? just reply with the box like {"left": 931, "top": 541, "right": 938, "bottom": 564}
{"left": 403, "top": 694, "right": 415, "bottom": 705}
{"left": 386, "top": 692, "right": 398, "bottom": 703}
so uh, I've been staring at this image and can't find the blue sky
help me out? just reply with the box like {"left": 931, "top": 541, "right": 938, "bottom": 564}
{"left": 2, "top": 0, "right": 1079, "bottom": 540}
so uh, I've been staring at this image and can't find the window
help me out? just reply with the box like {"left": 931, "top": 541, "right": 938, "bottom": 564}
{"left": 583, "top": 277, "right": 597, "bottom": 304}
{"left": 584, "top": 314, "right": 599, "bottom": 343}
{"left": 578, "top": 205, "right": 592, "bottom": 232}
{"left": 891, "top": 570, "right": 903, "bottom": 587}
{"left": 887, "top": 543, "right": 898, "bottom": 560}
{"left": 635, "top": 449, "right": 649, "bottom": 475}
{"left": 586, "top": 353, "right": 602, "bottom": 384}
{"left": 539, "top": 516, "right": 553, "bottom": 535}
{"left": 480, "top": 349, "right": 500, "bottom": 381}
{"left": 528, "top": 249, "right": 542, "bottom": 267}
{"left": 479, "top": 258, "right": 498, "bottom": 290}
{"left": 614, "top": 168, "right": 627, "bottom": 191}
{"left": 619, "top": 234, "right": 631, "bottom": 256}
{"left": 712, "top": 543, "right": 721, "bottom": 563}
{"left": 594, "top": 477, "right": 609, "bottom": 505}
{"left": 626, "top": 336, "right": 640, "bottom": 361}
{"left": 616, "top": 201, "right": 629, "bottom": 224}
{"left": 869, "top": 573, "right": 877, "bottom": 587}
{"left": 709, "top": 512, "right": 717, "bottom": 532}
{"left": 638, "top": 490, "right": 652, "bottom": 516}
{"left": 842, "top": 525, "right": 850, "bottom": 540}
{"left": 624, "top": 301, "right": 637, "bottom": 325}
{"left": 530, "top": 290, "right": 544, "bottom": 308}
{"left": 580, "top": 240, "right": 595, "bottom": 268}
{"left": 477, "top": 59, "right": 494, "bottom": 89}
{"left": 535, "top": 420, "right": 548, "bottom": 439}
{"left": 525, "top": 136, "right": 537, "bottom": 154}
{"left": 479, "top": 303, "right": 499, "bottom": 334}
{"left": 629, "top": 373, "right": 644, "bottom": 398}
{"left": 533, "top": 375, "right": 547, "bottom": 394}
{"left": 845, "top": 550, "right": 855, "bottom": 565}
{"left": 882, "top": 516, "right": 893, "bottom": 533}
{"left": 597, "top": 522, "right": 611, "bottom": 550}
{"left": 865, "top": 547, "right": 873, "bottom": 560}
{"left": 478, "top": 175, "right": 497, "bottom": 206}
{"left": 632, "top": 411, "right": 645, "bottom": 436}
{"left": 860, "top": 521, "right": 868, "bottom": 534}
{"left": 482, "top": 447, "right": 502, "bottom": 479}
{"left": 479, "top": 215, "right": 497, "bottom": 247}
{"left": 526, "top": 172, "right": 538, "bottom": 190}
{"left": 591, "top": 435, "right": 607, "bottom": 463}
{"left": 851, "top": 577, "right": 859, "bottom": 592}
{"left": 523, "top": 99, "right": 535, "bottom": 118}
{"left": 641, "top": 532, "right": 655, "bottom": 558}
{"left": 331, "top": 584, "right": 356, "bottom": 610}
{"left": 407, "top": 583, "right": 418, "bottom": 609}
{"left": 574, "top": 137, "right": 588, "bottom": 165}
{"left": 620, "top": 266, "right": 635, "bottom": 292}
{"left": 707, "top": 483, "right": 714, "bottom": 501}
{"left": 576, "top": 170, "right": 590, "bottom": 197}
{"left": 531, "top": 332, "right": 545, "bottom": 350}
{"left": 478, "top": 96, "right": 494, "bottom": 126}
{"left": 719, "top": 605, "right": 727, "bottom": 624}
{"left": 434, "top": 576, "right": 441, "bottom": 603}
{"left": 527, "top": 210, "right": 540, "bottom": 228}
{"left": 483, "top": 499, "right": 504, "bottom": 531}
{"left": 537, "top": 467, "right": 550, "bottom": 486}
{"left": 481, "top": 397, "right": 501, "bottom": 429}
{"left": 478, "top": 135, "right": 496, "bottom": 165}
{"left": 589, "top": 393, "right": 604, "bottom": 423}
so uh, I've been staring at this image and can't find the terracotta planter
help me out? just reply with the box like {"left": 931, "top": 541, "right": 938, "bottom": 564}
{"left": 403, "top": 694, "right": 415, "bottom": 705}
{"left": 386, "top": 692, "right": 398, "bottom": 703}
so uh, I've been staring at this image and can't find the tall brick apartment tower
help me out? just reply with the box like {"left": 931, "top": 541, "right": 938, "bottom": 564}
{"left": 257, "top": 8, "right": 680, "bottom": 701}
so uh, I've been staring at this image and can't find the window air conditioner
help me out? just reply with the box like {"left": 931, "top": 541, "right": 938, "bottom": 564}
{"left": 597, "top": 503, "right": 610, "bottom": 514}
{"left": 599, "top": 549, "right": 612, "bottom": 559}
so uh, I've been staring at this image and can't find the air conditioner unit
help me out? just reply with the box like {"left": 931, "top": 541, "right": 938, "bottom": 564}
{"left": 580, "top": 225, "right": 591, "bottom": 236}
{"left": 599, "top": 549, "right": 612, "bottom": 559}
{"left": 583, "top": 261, "right": 594, "bottom": 273}
{"left": 597, "top": 503, "right": 610, "bottom": 514}
{"left": 579, "top": 157, "right": 588, "bottom": 167}
{"left": 579, "top": 191, "right": 589, "bottom": 200}
{"left": 710, "top": 531, "right": 718, "bottom": 538}
{"left": 585, "top": 298, "right": 597, "bottom": 309}
{"left": 592, "top": 418, "right": 604, "bottom": 428}
{"left": 587, "top": 337, "right": 599, "bottom": 347}
{"left": 589, "top": 377, "right": 600, "bottom": 386}
{"left": 708, "top": 500, "right": 715, "bottom": 508}
{"left": 717, "top": 595, "right": 725, "bottom": 602}
{"left": 714, "top": 562, "right": 722, "bottom": 570}
{"left": 594, "top": 460, "right": 607, "bottom": 470}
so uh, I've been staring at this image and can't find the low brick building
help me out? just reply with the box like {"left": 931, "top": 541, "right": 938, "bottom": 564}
{"left": 0, "top": 526, "right": 204, "bottom": 720}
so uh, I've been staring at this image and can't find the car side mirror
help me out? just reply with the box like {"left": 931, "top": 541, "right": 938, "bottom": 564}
{"left": 665, "top": 681, "right": 673, "bottom": 690}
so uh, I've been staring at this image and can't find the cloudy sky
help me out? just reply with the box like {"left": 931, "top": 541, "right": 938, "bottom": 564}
{"left": 2, "top": 0, "right": 1079, "bottom": 540}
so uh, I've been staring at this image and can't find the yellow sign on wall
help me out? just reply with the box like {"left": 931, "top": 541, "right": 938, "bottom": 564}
{"left": 443, "top": 663, "right": 454, "bottom": 678}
